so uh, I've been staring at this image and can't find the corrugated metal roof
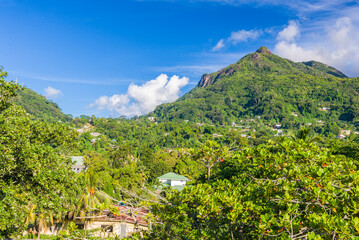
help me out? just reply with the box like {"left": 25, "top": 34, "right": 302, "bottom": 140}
{"left": 157, "top": 172, "right": 188, "bottom": 181}
{"left": 91, "top": 206, "right": 149, "bottom": 226}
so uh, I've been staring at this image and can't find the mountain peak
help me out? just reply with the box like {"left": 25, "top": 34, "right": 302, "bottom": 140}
{"left": 196, "top": 46, "right": 347, "bottom": 88}
{"left": 256, "top": 46, "right": 272, "bottom": 55}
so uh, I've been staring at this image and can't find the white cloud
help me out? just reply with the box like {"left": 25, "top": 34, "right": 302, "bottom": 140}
{"left": 89, "top": 74, "right": 189, "bottom": 116}
{"left": 44, "top": 86, "right": 62, "bottom": 99}
{"left": 212, "top": 29, "right": 262, "bottom": 51}
{"left": 277, "top": 21, "right": 299, "bottom": 42}
{"left": 151, "top": 64, "right": 224, "bottom": 77}
{"left": 212, "top": 39, "right": 225, "bottom": 51}
{"left": 10, "top": 71, "right": 138, "bottom": 85}
{"left": 169, "top": 0, "right": 355, "bottom": 14}
{"left": 89, "top": 94, "right": 129, "bottom": 113}
{"left": 274, "top": 17, "right": 359, "bottom": 77}
{"left": 274, "top": 42, "right": 324, "bottom": 62}
{"left": 229, "top": 29, "right": 262, "bottom": 43}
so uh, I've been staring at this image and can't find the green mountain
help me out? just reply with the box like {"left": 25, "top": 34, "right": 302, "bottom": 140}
{"left": 151, "top": 47, "right": 359, "bottom": 128}
{"left": 12, "top": 87, "right": 72, "bottom": 122}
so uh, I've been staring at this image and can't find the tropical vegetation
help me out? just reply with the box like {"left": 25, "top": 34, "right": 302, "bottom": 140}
{"left": 1, "top": 47, "right": 359, "bottom": 239}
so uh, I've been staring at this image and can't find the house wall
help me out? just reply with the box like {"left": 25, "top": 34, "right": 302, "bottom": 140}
{"left": 86, "top": 221, "right": 146, "bottom": 238}
{"left": 159, "top": 179, "right": 170, "bottom": 185}
{"left": 25, "top": 220, "right": 148, "bottom": 238}
{"left": 170, "top": 180, "right": 187, "bottom": 186}
{"left": 159, "top": 179, "right": 187, "bottom": 186}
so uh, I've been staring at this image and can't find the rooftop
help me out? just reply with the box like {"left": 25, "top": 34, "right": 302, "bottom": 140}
{"left": 157, "top": 172, "right": 189, "bottom": 181}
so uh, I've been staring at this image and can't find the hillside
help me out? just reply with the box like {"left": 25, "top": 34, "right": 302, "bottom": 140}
{"left": 151, "top": 47, "right": 359, "bottom": 129}
{"left": 12, "top": 87, "right": 72, "bottom": 123}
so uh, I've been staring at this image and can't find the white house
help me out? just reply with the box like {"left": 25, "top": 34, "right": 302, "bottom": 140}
{"left": 71, "top": 156, "right": 85, "bottom": 173}
{"left": 157, "top": 172, "right": 188, "bottom": 187}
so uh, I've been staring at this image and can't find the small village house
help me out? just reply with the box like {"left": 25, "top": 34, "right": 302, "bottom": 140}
{"left": 157, "top": 172, "right": 189, "bottom": 191}
{"left": 157, "top": 172, "right": 188, "bottom": 187}
{"left": 25, "top": 205, "right": 149, "bottom": 238}
{"left": 71, "top": 156, "right": 85, "bottom": 173}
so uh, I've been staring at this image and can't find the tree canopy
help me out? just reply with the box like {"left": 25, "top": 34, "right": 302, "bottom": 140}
{"left": 0, "top": 68, "right": 79, "bottom": 238}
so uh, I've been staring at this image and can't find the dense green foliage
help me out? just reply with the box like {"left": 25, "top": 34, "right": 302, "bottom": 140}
{"left": 150, "top": 138, "right": 359, "bottom": 239}
{"left": 2, "top": 47, "right": 359, "bottom": 239}
{"left": 13, "top": 87, "right": 72, "bottom": 123}
{"left": 0, "top": 69, "right": 79, "bottom": 238}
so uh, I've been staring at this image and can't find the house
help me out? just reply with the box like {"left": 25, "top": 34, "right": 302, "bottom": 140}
{"left": 320, "top": 107, "right": 330, "bottom": 112}
{"left": 157, "top": 172, "right": 188, "bottom": 190}
{"left": 76, "top": 205, "right": 149, "bottom": 238}
{"left": 212, "top": 133, "right": 223, "bottom": 138}
{"left": 340, "top": 129, "right": 351, "bottom": 136}
{"left": 90, "top": 132, "right": 101, "bottom": 137}
{"left": 336, "top": 134, "right": 346, "bottom": 139}
{"left": 25, "top": 205, "right": 149, "bottom": 238}
{"left": 71, "top": 156, "right": 85, "bottom": 173}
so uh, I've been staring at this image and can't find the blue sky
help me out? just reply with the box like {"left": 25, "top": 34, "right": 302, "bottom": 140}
{"left": 1, "top": 0, "right": 359, "bottom": 117}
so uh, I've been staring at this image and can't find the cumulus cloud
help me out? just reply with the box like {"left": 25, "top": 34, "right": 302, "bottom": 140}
{"left": 229, "top": 29, "right": 262, "bottom": 43}
{"left": 274, "top": 17, "right": 359, "bottom": 76}
{"left": 90, "top": 94, "right": 129, "bottom": 113}
{"left": 277, "top": 21, "right": 300, "bottom": 42}
{"left": 89, "top": 74, "right": 189, "bottom": 116}
{"left": 274, "top": 42, "right": 324, "bottom": 62}
{"left": 212, "top": 29, "right": 262, "bottom": 51}
{"left": 44, "top": 86, "right": 62, "bottom": 99}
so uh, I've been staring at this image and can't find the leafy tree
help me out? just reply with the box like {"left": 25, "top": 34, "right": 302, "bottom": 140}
{"left": 0, "top": 69, "right": 79, "bottom": 238}
{"left": 289, "top": 128, "right": 322, "bottom": 144}
{"left": 190, "top": 140, "right": 229, "bottom": 181}
{"left": 150, "top": 139, "right": 359, "bottom": 239}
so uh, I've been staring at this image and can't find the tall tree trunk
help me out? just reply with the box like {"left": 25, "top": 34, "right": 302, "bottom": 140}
{"left": 207, "top": 166, "right": 211, "bottom": 181}
{"left": 37, "top": 219, "right": 42, "bottom": 240}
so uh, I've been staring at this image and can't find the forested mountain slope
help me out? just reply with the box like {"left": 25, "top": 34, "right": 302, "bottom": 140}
{"left": 152, "top": 47, "right": 359, "bottom": 127}
{"left": 12, "top": 87, "right": 72, "bottom": 122}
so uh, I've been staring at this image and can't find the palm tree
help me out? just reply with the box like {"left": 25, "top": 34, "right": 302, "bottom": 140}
{"left": 25, "top": 203, "right": 54, "bottom": 240}
{"left": 68, "top": 172, "right": 112, "bottom": 230}
{"left": 290, "top": 128, "right": 322, "bottom": 144}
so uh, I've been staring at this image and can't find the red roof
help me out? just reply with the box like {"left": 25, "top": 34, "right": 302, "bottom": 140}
{"left": 93, "top": 205, "right": 149, "bottom": 226}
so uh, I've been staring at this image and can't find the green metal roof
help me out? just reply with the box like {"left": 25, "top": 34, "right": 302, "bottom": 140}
{"left": 157, "top": 172, "right": 189, "bottom": 181}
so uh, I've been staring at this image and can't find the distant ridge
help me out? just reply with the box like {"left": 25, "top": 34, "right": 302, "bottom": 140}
{"left": 12, "top": 87, "right": 72, "bottom": 123}
{"left": 302, "top": 60, "right": 347, "bottom": 78}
